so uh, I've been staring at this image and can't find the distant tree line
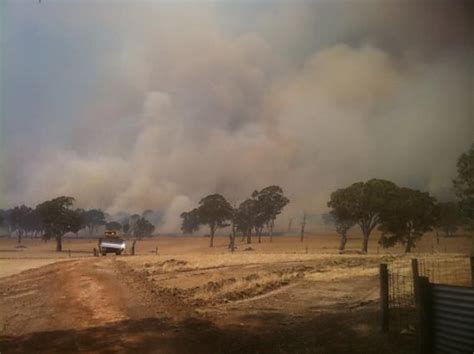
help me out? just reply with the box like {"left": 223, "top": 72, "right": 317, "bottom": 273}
{"left": 325, "top": 143, "right": 474, "bottom": 253}
{"left": 0, "top": 200, "right": 156, "bottom": 252}
{"left": 180, "top": 185, "right": 290, "bottom": 248}
{"left": 0, "top": 144, "right": 471, "bottom": 254}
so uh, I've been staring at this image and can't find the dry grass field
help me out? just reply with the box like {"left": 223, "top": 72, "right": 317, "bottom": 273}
{"left": 0, "top": 232, "right": 472, "bottom": 353}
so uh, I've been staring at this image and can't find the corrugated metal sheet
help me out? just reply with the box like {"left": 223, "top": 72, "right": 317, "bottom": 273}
{"left": 431, "top": 284, "right": 474, "bottom": 353}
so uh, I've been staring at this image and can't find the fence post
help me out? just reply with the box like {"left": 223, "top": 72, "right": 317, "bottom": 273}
{"left": 380, "top": 263, "right": 389, "bottom": 332}
{"left": 412, "top": 258, "right": 419, "bottom": 299}
{"left": 416, "top": 276, "right": 432, "bottom": 354}
{"left": 470, "top": 251, "right": 474, "bottom": 287}
{"left": 132, "top": 240, "right": 136, "bottom": 256}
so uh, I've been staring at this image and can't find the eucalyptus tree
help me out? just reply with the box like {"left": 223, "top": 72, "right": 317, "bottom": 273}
{"left": 378, "top": 187, "right": 436, "bottom": 253}
{"left": 36, "top": 197, "right": 82, "bottom": 252}
{"left": 328, "top": 179, "right": 398, "bottom": 253}
{"left": 453, "top": 143, "right": 474, "bottom": 230}
{"left": 180, "top": 208, "right": 200, "bottom": 234}
{"left": 252, "top": 185, "right": 289, "bottom": 242}
{"left": 322, "top": 209, "right": 356, "bottom": 251}
{"left": 197, "top": 194, "right": 233, "bottom": 247}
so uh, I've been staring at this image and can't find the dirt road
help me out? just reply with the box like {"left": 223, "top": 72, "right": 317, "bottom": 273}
{"left": 0, "top": 257, "right": 415, "bottom": 353}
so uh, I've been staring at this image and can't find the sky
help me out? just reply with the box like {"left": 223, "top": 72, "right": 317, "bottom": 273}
{"left": 0, "top": 0, "right": 473, "bottom": 231}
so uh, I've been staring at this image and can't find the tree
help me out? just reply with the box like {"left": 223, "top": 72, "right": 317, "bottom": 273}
{"left": 10, "top": 205, "right": 33, "bottom": 243}
{"left": 235, "top": 198, "right": 257, "bottom": 244}
{"left": 128, "top": 214, "right": 141, "bottom": 237}
{"left": 229, "top": 205, "right": 238, "bottom": 252}
{"left": 82, "top": 209, "right": 106, "bottom": 235}
{"left": 197, "top": 194, "right": 233, "bottom": 247}
{"left": 180, "top": 208, "right": 200, "bottom": 234}
{"left": 433, "top": 202, "right": 463, "bottom": 239}
{"left": 328, "top": 179, "right": 398, "bottom": 253}
{"left": 24, "top": 208, "right": 44, "bottom": 238}
{"left": 36, "top": 196, "right": 82, "bottom": 252}
{"left": 134, "top": 217, "right": 155, "bottom": 238}
{"left": 300, "top": 212, "right": 306, "bottom": 243}
{"left": 105, "top": 221, "right": 122, "bottom": 231}
{"left": 453, "top": 143, "right": 474, "bottom": 230}
{"left": 322, "top": 209, "right": 356, "bottom": 251}
{"left": 251, "top": 186, "right": 289, "bottom": 242}
{"left": 378, "top": 187, "right": 435, "bottom": 253}
{"left": 122, "top": 219, "right": 130, "bottom": 235}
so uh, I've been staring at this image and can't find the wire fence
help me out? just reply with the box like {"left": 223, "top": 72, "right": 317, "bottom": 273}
{"left": 385, "top": 255, "right": 472, "bottom": 335}
{"left": 418, "top": 257, "right": 471, "bottom": 286}
{"left": 387, "top": 261, "right": 416, "bottom": 334}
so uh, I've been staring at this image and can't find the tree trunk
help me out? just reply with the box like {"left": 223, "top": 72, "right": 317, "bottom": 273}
{"left": 405, "top": 237, "right": 412, "bottom": 253}
{"left": 405, "top": 242, "right": 412, "bottom": 253}
{"left": 210, "top": 226, "right": 215, "bottom": 247}
{"left": 258, "top": 227, "right": 261, "bottom": 243}
{"left": 300, "top": 214, "right": 306, "bottom": 242}
{"left": 230, "top": 224, "right": 236, "bottom": 253}
{"left": 246, "top": 229, "right": 252, "bottom": 244}
{"left": 404, "top": 230, "right": 414, "bottom": 253}
{"left": 269, "top": 220, "right": 274, "bottom": 242}
{"left": 56, "top": 235, "right": 62, "bottom": 252}
{"left": 339, "top": 231, "right": 348, "bottom": 251}
{"left": 361, "top": 232, "right": 369, "bottom": 253}
{"left": 18, "top": 230, "right": 22, "bottom": 244}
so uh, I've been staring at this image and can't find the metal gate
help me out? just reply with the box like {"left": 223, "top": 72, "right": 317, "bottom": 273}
{"left": 431, "top": 284, "right": 474, "bottom": 353}
{"left": 417, "top": 277, "right": 474, "bottom": 354}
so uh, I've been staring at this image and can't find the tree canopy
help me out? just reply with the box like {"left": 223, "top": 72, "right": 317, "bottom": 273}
{"left": 197, "top": 194, "right": 233, "bottom": 247}
{"left": 378, "top": 187, "right": 435, "bottom": 252}
{"left": 180, "top": 208, "right": 200, "bottom": 234}
{"left": 322, "top": 208, "right": 356, "bottom": 252}
{"left": 453, "top": 143, "right": 474, "bottom": 230}
{"left": 82, "top": 209, "right": 106, "bottom": 235}
{"left": 235, "top": 198, "right": 258, "bottom": 244}
{"left": 10, "top": 205, "right": 33, "bottom": 243}
{"left": 105, "top": 221, "right": 122, "bottom": 231}
{"left": 134, "top": 217, "right": 155, "bottom": 238}
{"left": 251, "top": 185, "right": 289, "bottom": 241}
{"left": 433, "top": 201, "right": 463, "bottom": 237}
{"left": 328, "top": 179, "right": 398, "bottom": 253}
{"left": 35, "top": 196, "right": 82, "bottom": 252}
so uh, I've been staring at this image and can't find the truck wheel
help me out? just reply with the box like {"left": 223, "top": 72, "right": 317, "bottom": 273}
{"left": 101, "top": 251, "right": 107, "bottom": 256}
{"left": 115, "top": 250, "right": 122, "bottom": 256}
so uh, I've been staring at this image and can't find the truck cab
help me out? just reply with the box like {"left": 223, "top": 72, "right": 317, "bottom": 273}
{"left": 98, "top": 230, "right": 126, "bottom": 256}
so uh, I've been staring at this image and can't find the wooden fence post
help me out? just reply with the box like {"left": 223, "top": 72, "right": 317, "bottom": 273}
{"left": 416, "top": 276, "right": 432, "bottom": 354}
{"left": 380, "top": 263, "right": 389, "bottom": 332}
{"left": 470, "top": 251, "right": 474, "bottom": 287}
{"left": 132, "top": 240, "right": 136, "bottom": 256}
{"left": 412, "top": 258, "right": 419, "bottom": 299}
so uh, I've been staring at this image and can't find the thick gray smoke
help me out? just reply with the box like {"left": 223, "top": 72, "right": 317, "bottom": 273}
{"left": 1, "top": 1, "right": 472, "bottom": 231}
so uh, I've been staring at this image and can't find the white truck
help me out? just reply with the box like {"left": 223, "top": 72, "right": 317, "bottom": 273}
{"left": 98, "top": 231, "right": 126, "bottom": 256}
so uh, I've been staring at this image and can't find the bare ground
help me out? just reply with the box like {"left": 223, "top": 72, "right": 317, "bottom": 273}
{"left": 0, "top": 253, "right": 417, "bottom": 354}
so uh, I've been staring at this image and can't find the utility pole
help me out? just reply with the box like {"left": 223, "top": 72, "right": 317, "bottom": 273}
{"left": 287, "top": 218, "right": 293, "bottom": 233}
{"left": 300, "top": 213, "right": 306, "bottom": 242}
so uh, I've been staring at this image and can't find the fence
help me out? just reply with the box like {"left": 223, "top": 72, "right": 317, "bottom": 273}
{"left": 380, "top": 255, "right": 473, "bottom": 335}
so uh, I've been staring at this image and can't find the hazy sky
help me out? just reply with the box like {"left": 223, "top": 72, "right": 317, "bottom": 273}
{"left": 0, "top": 0, "right": 472, "bottom": 230}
